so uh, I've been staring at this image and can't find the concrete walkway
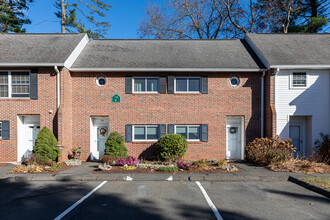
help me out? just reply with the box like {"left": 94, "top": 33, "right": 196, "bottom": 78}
{"left": 1, "top": 161, "right": 329, "bottom": 182}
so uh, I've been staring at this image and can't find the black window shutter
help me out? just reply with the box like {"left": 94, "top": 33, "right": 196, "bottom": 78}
{"left": 168, "top": 124, "right": 174, "bottom": 134}
{"left": 201, "top": 77, "right": 208, "bottom": 94}
{"left": 2, "top": 120, "right": 10, "bottom": 140}
{"left": 167, "top": 76, "right": 174, "bottom": 94}
{"left": 30, "top": 68, "right": 38, "bottom": 100}
{"left": 125, "top": 77, "right": 132, "bottom": 94}
{"left": 159, "top": 77, "right": 166, "bottom": 94}
{"left": 201, "top": 124, "right": 208, "bottom": 142}
{"left": 125, "top": 124, "right": 132, "bottom": 142}
{"left": 158, "top": 124, "right": 166, "bottom": 138}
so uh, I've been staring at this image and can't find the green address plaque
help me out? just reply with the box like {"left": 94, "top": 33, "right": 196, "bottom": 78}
{"left": 112, "top": 94, "right": 121, "bottom": 103}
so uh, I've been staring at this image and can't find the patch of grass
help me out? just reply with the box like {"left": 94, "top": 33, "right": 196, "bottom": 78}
{"left": 158, "top": 167, "right": 178, "bottom": 172}
{"left": 300, "top": 177, "right": 330, "bottom": 190}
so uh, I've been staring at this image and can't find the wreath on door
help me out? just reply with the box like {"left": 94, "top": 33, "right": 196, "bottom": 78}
{"left": 99, "top": 128, "right": 107, "bottom": 136}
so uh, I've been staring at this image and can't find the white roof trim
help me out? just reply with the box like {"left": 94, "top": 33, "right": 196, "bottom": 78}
{"left": 270, "top": 65, "right": 330, "bottom": 69}
{"left": 0, "top": 63, "right": 63, "bottom": 67}
{"left": 69, "top": 68, "right": 267, "bottom": 72}
{"left": 64, "top": 34, "right": 89, "bottom": 69}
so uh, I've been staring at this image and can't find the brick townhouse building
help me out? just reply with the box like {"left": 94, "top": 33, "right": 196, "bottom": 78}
{"left": 1, "top": 33, "right": 329, "bottom": 162}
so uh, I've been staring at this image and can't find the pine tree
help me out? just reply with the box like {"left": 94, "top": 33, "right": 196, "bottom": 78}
{"left": 55, "top": 0, "right": 112, "bottom": 39}
{"left": 0, "top": 0, "right": 33, "bottom": 33}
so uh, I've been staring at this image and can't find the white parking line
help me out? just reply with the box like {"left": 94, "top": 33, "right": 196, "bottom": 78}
{"left": 54, "top": 181, "right": 107, "bottom": 220}
{"left": 195, "top": 181, "right": 224, "bottom": 220}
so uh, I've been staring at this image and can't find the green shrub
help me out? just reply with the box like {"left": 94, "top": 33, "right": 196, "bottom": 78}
{"left": 158, "top": 167, "right": 178, "bottom": 172}
{"left": 245, "top": 136, "right": 295, "bottom": 165}
{"left": 104, "top": 132, "right": 128, "bottom": 158}
{"left": 33, "top": 127, "right": 60, "bottom": 164}
{"left": 156, "top": 134, "right": 188, "bottom": 162}
{"left": 314, "top": 133, "right": 330, "bottom": 163}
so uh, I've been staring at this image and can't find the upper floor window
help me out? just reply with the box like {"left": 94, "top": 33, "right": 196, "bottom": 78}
{"left": 133, "top": 77, "right": 158, "bottom": 93}
{"left": 175, "top": 77, "right": 200, "bottom": 93}
{"left": 133, "top": 125, "right": 158, "bottom": 141}
{"left": 291, "top": 72, "right": 307, "bottom": 88}
{"left": 0, "top": 71, "right": 30, "bottom": 98}
{"left": 175, "top": 125, "right": 200, "bottom": 141}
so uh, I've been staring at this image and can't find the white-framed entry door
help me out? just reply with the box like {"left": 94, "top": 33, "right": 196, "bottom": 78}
{"left": 90, "top": 116, "right": 109, "bottom": 160}
{"left": 226, "top": 116, "right": 244, "bottom": 160}
{"left": 17, "top": 115, "right": 40, "bottom": 162}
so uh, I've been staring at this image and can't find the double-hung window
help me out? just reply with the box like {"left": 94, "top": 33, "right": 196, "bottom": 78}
{"left": 133, "top": 77, "right": 158, "bottom": 93}
{"left": 133, "top": 125, "right": 159, "bottom": 141}
{"left": 0, "top": 71, "right": 30, "bottom": 98}
{"left": 291, "top": 72, "right": 307, "bottom": 88}
{"left": 175, "top": 125, "right": 200, "bottom": 141}
{"left": 175, "top": 77, "right": 200, "bottom": 93}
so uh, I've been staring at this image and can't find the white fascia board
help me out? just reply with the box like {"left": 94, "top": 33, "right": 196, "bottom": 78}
{"left": 0, "top": 63, "right": 63, "bottom": 67}
{"left": 244, "top": 34, "right": 270, "bottom": 69}
{"left": 270, "top": 65, "right": 330, "bottom": 69}
{"left": 69, "top": 68, "right": 267, "bottom": 72}
{"left": 64, "top": 34, "right": 89, "bottom": 69}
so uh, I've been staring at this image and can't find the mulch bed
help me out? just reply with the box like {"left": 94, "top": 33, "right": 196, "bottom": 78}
{"left": 9, "top": 162, "right": 82, "bottom": 174}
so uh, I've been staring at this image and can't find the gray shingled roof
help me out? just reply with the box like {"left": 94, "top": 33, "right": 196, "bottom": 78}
{"left": 71, "top": 39, "right": 265, "bottom": 70}
{"left": 0, "top": 33, "right": 86, "bottom": 65}
{"left": 246, "top": 33, "right": 330, "bottom": 66}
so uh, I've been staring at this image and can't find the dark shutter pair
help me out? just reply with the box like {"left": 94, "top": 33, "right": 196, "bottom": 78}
{"left": 168, "top": 124, "right": 208, "bottom": 142}
{"left": 125, "top": 124, "right": 208, "bottom": 142}
{"left": 1, "top": 120, "right": 10, "bottom": 140}
{"left": 125, "top": 77, "right": 167, "bottom": 94}
{"left": 125, "top": 124, "right": 166, "bottom": 142}
{"left": 167, "top": 76, "right": 208, "bottom": 94}
{"left": 125, "top": 76, "right": 208, "bottom": 94}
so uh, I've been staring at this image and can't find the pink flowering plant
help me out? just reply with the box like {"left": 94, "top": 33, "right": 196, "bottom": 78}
{"left": 116, "top": 156, "right": 140, "bottom": 166}
{"left": 176, "top": 161, "right": 192, "bottom": 170}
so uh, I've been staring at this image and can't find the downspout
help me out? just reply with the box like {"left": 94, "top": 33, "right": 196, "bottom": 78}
{"left": 54, "top": 66, "right": 60, "bottom": 109}
{"left": 261, "top": 71, "right": 266, "bottom": 137}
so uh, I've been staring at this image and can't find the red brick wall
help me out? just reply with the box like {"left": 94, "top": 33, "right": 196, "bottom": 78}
{"left": 69, "top": 72, "right": 262, "bottom": 160}
{"left": 0, "top": 67, "right": 58, "bottom": 162}
{"left": 264, "top": 69, "right": 276, "bottom": 138}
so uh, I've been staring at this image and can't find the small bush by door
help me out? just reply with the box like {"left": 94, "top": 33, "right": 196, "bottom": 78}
{"left": 104, "top": 131, "right": 128, "bottom": 158}
{"left": 33, "top": 127, "right": 60, "bottom": 164}
{"left": 156, "top": 134, "right": 188, "bottom": 162}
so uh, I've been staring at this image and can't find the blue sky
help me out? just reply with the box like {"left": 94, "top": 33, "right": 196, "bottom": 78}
{"left": 25, "top": 0, "right": 329, "bottom": 38}
{"left": 26, "top": 0, "right": 164, "bottom": 39}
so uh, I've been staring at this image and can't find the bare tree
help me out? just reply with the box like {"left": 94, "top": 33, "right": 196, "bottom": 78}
{"left": 138, "top": 0, "right": 230, "bottom": 39}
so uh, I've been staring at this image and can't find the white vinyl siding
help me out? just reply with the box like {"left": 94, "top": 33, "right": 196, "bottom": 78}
{"left": 275, "top": 69, "right": 330, "bottom": 154}
{"left": 0, "top": 71, "right": 30, "bottom": 98}
{"left": 133, "top": 125, "right": 158, "bottom": 141}
{"left": 175, "top": 125, "right": 201, "bottom": 141}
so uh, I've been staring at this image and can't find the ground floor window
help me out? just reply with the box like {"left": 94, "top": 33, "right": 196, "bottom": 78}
{"left": 175, "top": 125, "right": 200, "bottom": 141}
{"left": 133, "top": 125, "right": 159, "bottom": 141}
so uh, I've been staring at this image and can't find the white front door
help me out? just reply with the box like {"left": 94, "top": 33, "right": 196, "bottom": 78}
{"left": 226, "top": 117, "right": 244, "bottom": 160}
{"left": 290, "top": 125, "right": 301, "bottom": 157}
{"left": 97, "top": 126, "right": 108, "bottom": 157}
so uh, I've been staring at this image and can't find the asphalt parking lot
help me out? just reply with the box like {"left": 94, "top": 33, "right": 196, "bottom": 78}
{"left": 0, "top": 180, "right": 329, "bottom": 220}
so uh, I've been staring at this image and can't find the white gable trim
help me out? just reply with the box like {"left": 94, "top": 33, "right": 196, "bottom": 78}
{"left": 64, "top": 34, "right": 89, "bottom": 69}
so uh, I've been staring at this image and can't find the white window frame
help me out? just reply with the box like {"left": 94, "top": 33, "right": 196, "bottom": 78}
{"left": 0, "top": 70, "right": 31, "bottom": 98}
{"left": 174, "top": 77, "right": 201, "bottom": 93}
{"left": 0, "top": 121, "right": 2, "bottom": 139}
{"left": 290, "top": 70, "right": 308, "bottom": 89}
{"left": 132, "top": 77, "right": 159, "bottom": 93}
{"left": 132, "top": 125, "right": 159, "bottom": 142}
{"left": 174, "top": 125, "right": 201, "bottom": 141}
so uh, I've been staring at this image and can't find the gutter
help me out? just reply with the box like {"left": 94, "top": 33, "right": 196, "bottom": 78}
{"left": 54, "top": 66, "right": 61, "bottom": 109}
{"left": 261, "top": 71, "right": 266, "bottom": 137}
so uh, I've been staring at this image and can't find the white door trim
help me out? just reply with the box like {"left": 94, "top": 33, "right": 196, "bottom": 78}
{"left": 226, "top": 116, "right": 245, "bottom": 160}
